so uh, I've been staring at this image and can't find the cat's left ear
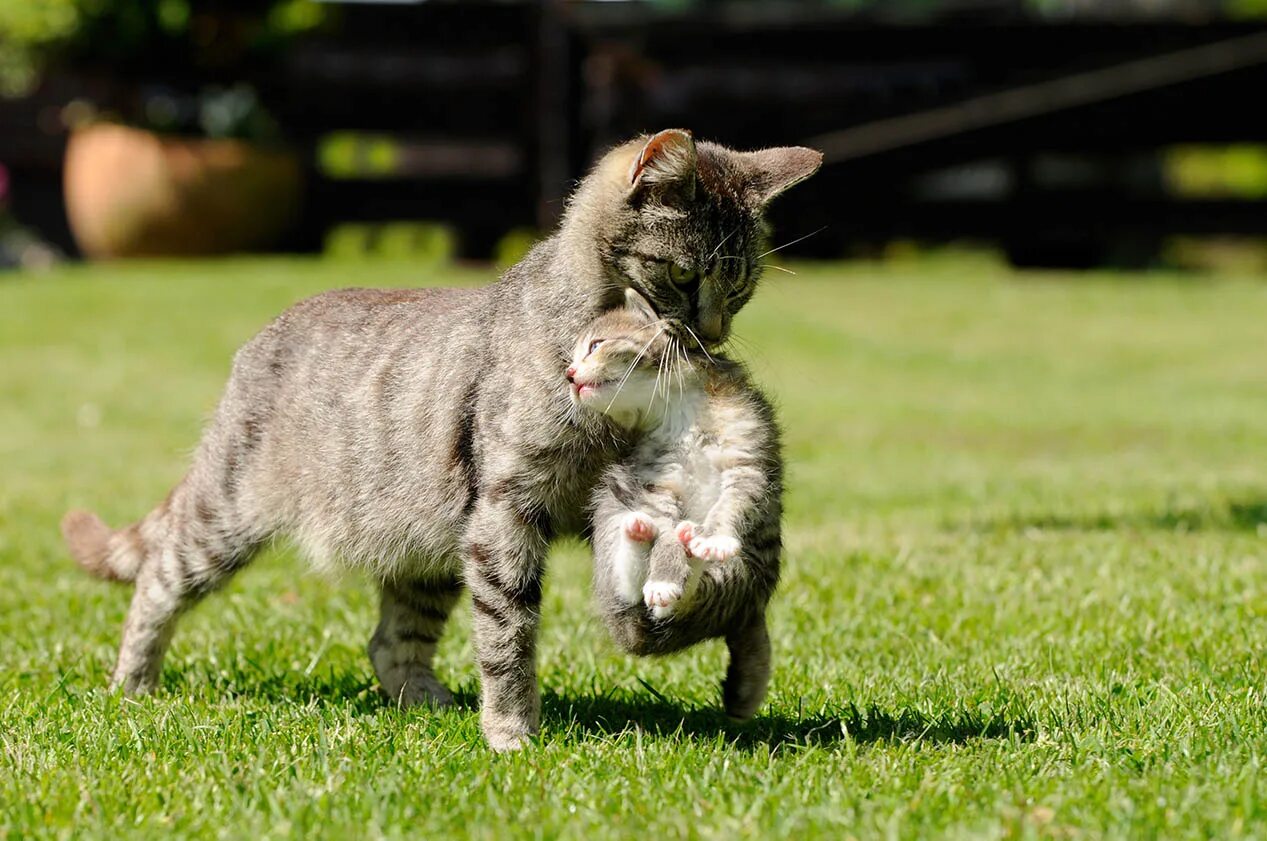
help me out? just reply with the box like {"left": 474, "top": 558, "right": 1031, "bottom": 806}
{"left": 624, "top": 287, "right": 659, "bottom": 323}
{"left": 735, "top": 147, "right": 824, "bottom": 207}
{"left": 628, "top": 129, "right": 697, "bottom": 205}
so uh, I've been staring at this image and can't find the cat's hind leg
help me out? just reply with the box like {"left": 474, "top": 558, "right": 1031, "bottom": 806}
{"left": 67, "top": 481, "right": 262, "bottom": 695}
{"left": 369, "top": 573, "right": 463, "bottom": 708}
{"left": 722, "top": 613, "right": 771, "bottom": 720}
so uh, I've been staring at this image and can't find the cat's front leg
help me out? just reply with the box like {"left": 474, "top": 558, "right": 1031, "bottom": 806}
{"left": 464, "top": 496, "right": 547, "bottom": 752}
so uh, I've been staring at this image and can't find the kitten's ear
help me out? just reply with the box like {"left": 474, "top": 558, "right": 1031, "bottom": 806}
{"left": 736, "top": 146, "right": 824, "bottom": 207}
{"left": 624, "top": 287, "right": 659, "bottom": 323}
{"left": 628, "top": 129, "right": 697, "bottom": 205}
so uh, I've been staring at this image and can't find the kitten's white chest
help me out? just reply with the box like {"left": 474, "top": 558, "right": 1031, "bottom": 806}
{"left": 644, "top": 398, "right": 734, "bottom": 522}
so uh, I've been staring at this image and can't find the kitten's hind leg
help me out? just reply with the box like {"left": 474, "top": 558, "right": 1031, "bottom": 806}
{"left": 642, "top": 535, "right": 695, "bottom": 620}
{"left": 722, "top": 614, "right": 772, "bottom": 720}
{"left": 369, "top": 573, "right": 463, "bottom": 708}
{"left": 611, "top": 512, "right": 655, "bottom": 606}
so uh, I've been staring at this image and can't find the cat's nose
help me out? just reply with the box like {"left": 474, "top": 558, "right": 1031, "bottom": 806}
{"left": 698, "top": 314, "right": 724, "bottom": 343}
{"left": 565, "top": 365, "right": 577, "bottom": 382}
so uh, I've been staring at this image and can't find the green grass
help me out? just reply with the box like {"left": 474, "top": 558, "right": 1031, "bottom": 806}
{"left": 3, "top": 256, "right": 1267, "bottom": 839}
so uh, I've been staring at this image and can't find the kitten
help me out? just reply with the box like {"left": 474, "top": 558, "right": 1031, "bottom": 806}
{"left": 62, "top": 129, "right": 819, "bottom": 749}
{"left": 573, "top": 290, "right": 784, "bottom": 719}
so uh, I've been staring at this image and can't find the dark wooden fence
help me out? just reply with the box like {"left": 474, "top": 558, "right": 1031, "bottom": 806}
{"left": 4, "top": 1, "right": 1267, "bottom": 265}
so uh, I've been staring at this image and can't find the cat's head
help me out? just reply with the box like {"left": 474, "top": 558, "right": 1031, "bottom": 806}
{"left": 565, "top": 129, "right": 822, "bottom": 349}
{"left": 567, "top": 288, "right": 695, "bottom": 423}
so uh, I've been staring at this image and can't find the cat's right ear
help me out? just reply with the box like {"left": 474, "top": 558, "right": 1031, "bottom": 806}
{"left": 628, "top": 129, "right": 697, "bottom": 205}
{"left": 624, "top": 287, "right": 659, "bottom": 323}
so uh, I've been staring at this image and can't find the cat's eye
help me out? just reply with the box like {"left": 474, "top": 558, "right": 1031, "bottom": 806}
{"left": 587, "top": 339, "right": 604, "bottom": 355}
{"left": 668, "top": 263, "right": 699, "bottom": 288}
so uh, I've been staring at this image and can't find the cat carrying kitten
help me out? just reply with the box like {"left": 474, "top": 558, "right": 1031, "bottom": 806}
{"left": 572, "top": 290, "right": 783, "bottom": 720}
{"left": 62, "top": 129, "right": 819, "bottom": 749}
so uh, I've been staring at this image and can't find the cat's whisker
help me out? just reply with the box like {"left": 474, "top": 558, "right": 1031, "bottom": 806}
{"left": 604, "top": 325, "right": 666, "bottom": 413}
{"left": 761, "top": 263, "right": 797, "bottom": 275}
{"left": 674, "top": 340, "right": 689, "bottom": 402}
{"left": 679, "top": 322, "right": 717, "bottom": 366}
{"left": 708, "top": 226, "right": 740, "bottom": 262}
{"left": 756, "top": 226, "right": 826, "bottom": 260}
{"left": 647, "top": 342, "right": 666, "bottom": 412}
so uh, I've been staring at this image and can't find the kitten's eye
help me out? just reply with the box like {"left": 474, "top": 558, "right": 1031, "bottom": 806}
{"left": 668, "top": 263, "right": 699, "bottom": 288}
{"left": 587, "top": 339, "right": 604, "bottom": 355}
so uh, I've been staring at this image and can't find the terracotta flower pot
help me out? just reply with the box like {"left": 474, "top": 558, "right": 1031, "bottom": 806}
{"left": 63, "top": 123, "right": 302, "bottom": 259}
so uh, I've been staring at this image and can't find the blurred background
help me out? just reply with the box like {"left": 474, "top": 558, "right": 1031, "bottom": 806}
{"left": 2, "top": 0, "right": 1267, "bottom": 271}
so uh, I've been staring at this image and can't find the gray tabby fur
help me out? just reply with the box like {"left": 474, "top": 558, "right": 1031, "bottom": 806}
{"left": 569, "top": 298, "right": 782, "bottom": 719}
{"left": 61, "top": 129, "right": 820, "bottom": 750}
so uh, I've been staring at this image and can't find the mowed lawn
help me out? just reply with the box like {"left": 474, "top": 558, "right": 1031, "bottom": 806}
{"left": 2, "top": 257, "right": 1267, "bottom": 839}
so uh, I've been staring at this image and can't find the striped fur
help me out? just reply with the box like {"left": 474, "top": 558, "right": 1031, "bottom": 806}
{"left": 580, "top": 324, "right": 784, "bottom": 719}
{"left": 62, "top": 131, "right": 819, "bottom": 750}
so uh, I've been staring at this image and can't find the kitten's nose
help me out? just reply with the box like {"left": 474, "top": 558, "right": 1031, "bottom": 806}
{"left": 565, "top": 365, "right": 577, "bottom": 382}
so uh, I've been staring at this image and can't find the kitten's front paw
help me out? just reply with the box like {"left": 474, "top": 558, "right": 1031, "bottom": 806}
{"left": 643, "top": 580, "right": 683, "bottom": 619}
{"left": 689, "top": 533, "right": 741, "bottom": 562}
{"left": 675, "top": 521, "right": 699, "bottom": 555}
{"left": 622, "top": 511, "right": 658, "bottom": 543}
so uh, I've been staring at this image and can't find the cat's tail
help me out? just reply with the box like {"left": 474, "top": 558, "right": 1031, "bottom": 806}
{"left": 61, "top": 509, "right": 144, "bottom": 583}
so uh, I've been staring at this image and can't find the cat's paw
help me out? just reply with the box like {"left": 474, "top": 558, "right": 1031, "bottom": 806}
{"left": 643, "top": 580, "right": 683, "bottom": 619}
{"left": 689, "top": 534, "right": 741, "bottom": 562}
{"left": 675, "top": 521, "right": 699, "bottom": 555}
{"left": 622, "top": 511, "right": 659, "bottom": 543}
{"left": 377, "top": 668, "right": 455, "bottom": 709}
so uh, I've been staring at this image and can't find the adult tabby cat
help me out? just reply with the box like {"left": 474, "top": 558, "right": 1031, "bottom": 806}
{"left": 61, "top": 129, "right": 820, "bottom": 750}
{"left": 569, "top": 291, "right": 782, "bottom": 719}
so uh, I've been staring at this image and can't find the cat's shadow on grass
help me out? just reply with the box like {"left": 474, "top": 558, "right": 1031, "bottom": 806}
{"left": 223, "top": 675, "right": 1033, "bottom": 750}
{"left": 536, "top": 691, "right": 1034, "bottom": 750}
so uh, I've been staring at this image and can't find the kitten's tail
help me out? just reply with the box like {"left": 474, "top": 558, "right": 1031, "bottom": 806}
{"left": 61, "top": 509, "right": 144, "bottom": 583}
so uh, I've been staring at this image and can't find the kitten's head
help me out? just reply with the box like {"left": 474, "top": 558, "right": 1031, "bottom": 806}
{"left": 565, "top": 129, "right": 822, "bottom": 349}
{"left": 568, "top": 288, "right": 691, "bottom": 423}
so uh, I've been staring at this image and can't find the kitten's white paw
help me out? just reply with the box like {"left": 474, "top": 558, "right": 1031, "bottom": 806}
{"left": 689, "top": 534, "right": 741, "bottom": 562}
{"left": 643, "top": 580, "right": 683, "bottom": 619}
{"left": 622, "top": 511, "right": 658, "bottom": 543}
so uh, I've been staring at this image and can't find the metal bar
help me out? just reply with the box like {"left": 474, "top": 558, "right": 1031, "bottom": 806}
{"left": 808, "top": 30, "right": 1267, "bottom": 163}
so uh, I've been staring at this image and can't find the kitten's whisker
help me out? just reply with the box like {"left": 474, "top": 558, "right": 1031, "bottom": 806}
{"left": 756, "top": 226, "right": 826, "bottom": 259}
{"left": 762, "top": 263, "right": 797, "bottom": 275}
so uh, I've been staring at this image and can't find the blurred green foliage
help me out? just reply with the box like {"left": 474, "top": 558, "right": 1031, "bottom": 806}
{"left": 1167, "top": 145, "right": 1267, "bottom": 199}
{"left": 324, "top": 222, "right": 457, "bottom": 264}
{"left": 494, "top": 228, "right": 542, "bottom": 271}
{"left": 0, "top": 0, "right": 326, "bottom": 97}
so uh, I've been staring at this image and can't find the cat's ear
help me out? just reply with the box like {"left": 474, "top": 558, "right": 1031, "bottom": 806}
{"left": 736, "top": 146, "right": 823, "bottom": 207}
{"left": 628, "top": 129, "right": 697, "bottom": 205}
{"left": 623, "top": 287, "right": 659, "bottom": 323}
